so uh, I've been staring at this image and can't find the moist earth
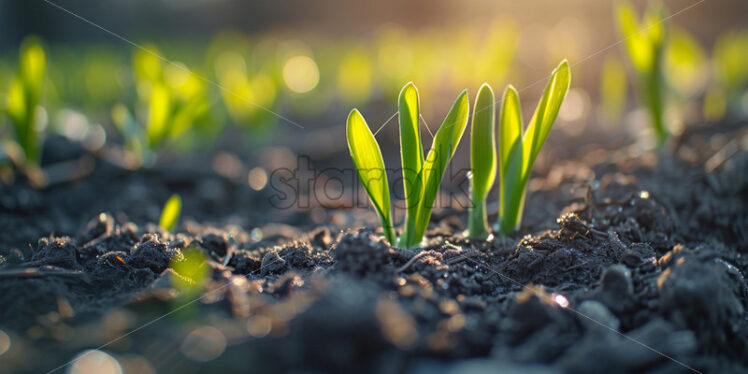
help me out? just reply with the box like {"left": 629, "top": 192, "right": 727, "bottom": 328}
{"left": 0, "top": 124, "right": 747, "bottom": 374}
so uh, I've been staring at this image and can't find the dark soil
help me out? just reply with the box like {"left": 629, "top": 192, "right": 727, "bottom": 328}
{"left": 0, "top": 123, "right": 747, "bottom": 374}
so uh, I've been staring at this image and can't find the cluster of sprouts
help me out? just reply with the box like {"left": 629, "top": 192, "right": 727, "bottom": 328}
{"left": 348, "top": 61, "right": 570, "bottom": 247}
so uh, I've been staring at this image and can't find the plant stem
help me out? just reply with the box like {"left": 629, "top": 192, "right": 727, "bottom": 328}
{"left": 646, "top": 62, "right": 668, "bottom": 147}
{"left": 498, "top": 185, "right": 526, "bottom": 236}
{"left": 468, "top": 198, "right": 489, "bottom": 239}
{"left": 396, "top": 223, "right": 408, "bottom": 248}
{"left": 382, "top": 219, "right": 397, "bottom": 246}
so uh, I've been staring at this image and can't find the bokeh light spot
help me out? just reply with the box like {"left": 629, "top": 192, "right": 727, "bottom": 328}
{"left": 0, "top": 329, "right": 10, "bottom": 356}
{"left": 180, "top": 326, "right": 227, "bottom": 362}
{"left": 68, "top": 350, "right": 122, "bottom": 374}
{"left": 553, "top": 294, "right": 569, "bottom": 308}
{"left": 282, "top": 55, "right": 319, "bottom": 93}
{"left": 213, "top": 152, "right": 243, "bottom": 180}
{"left": 559, "top": 88, "right": 589, "bottom": 122}
{"left": 250, "top": 227, "right": 263, "bottom": 242}
{"left": 248, "top": 167, "right": 268, "bottom": 190}
{"left": 118, "top": 354, "right": 155, "bottom": 374}
{"left": 246, "top": 315, "right": 273, "bottom": 337}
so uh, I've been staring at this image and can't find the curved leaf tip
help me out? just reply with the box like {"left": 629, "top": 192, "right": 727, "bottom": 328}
{"left": 346, "top": 108, "right": 395, "bottom": 243}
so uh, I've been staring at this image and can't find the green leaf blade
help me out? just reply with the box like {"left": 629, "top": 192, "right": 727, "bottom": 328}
{"left": 7, "top": 77, "right": 28, "bottom": 143}
{"left": 7, "top": 38, "right": 46, "bottom": 165}
{"left": 521, "top": 59, "right": 570, "bottom": 178}
{"left": 398, "top": 82, "right": 424, "bottom": 245}
{"left": 346, "top": 109, "right": 395, "bottom": 244}
{"left": 467, "top": 83, "right": 496, "bottom": 239}
{"left": 470, "top": 83, "right": 496, "bottom": 201}
{"left": 616, "top": 2, "right": 669, "bottom": 146}
{"left": 146, "top": 83, "right": 173, "bottom": 148}
{"left": 410, "top": 89, "right": 470, "bottom": 247}
{"left": 617, "top": 3, "right": 650, "bottom": 71}
{"left": 19, "top": 40, "right": 46, "bottom": 99}
{"left": 498, "top": 85, "right": 525, "bottom": 235}
{"left": 159, "top": 194, "right": 182, "bottom": 232}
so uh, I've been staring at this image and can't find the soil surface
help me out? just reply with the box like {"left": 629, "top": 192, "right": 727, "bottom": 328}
{"left": 0, "top": 122, "right": 747, "bottom": 374}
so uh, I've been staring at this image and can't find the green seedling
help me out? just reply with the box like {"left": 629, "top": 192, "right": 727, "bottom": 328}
{"left": 169, "top": 247, "right": 209, "bottom": 317}
{"left": 600, "top": 54, "right": 627, "bottom": 124}
{"left": 5, "top": 37, "right": 46, "bottom": 167}
{"left": 214, "top": 50, "right": 278, "bottom": 133}
{"left": 497, "top": 60, "right": 571, "bottom": 235}
{"left": 112, "top": 46, "right": 210, "bottom": 166}
{"left": 665, "top": 27, "right": 707, "bottom": 98}
{"left": 170, "top": 248, "right": 208, "bottom": 292}
{"left": 337, "top": 47, "right": 374, "bottom": 105}
{"left": 159, "top": 194, "right": 182, "bottom": 232}
{"left": 347, "top": 83, "right": 469, "bottom": 248}
{"left": 616, "top": 1, "right": 668, "bottom": 146}
{"left": 468, "top": 84, "right": 496, "bottom": 239}
{"left": 711, "top": 30, "right": 748, "bottom": 115}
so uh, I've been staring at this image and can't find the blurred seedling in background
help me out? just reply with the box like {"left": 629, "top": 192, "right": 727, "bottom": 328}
{"left": 159, "top": 194, "right": 182, "bottom": 232}
{"left": 467, "top": 84, "right": 496, "bottom": 239}
{"left": 213, "top": 48, "right": 279, "bottom": 133}
{"left": 706, "top": 30, "right": 748, "bottom": 121}
{"left": 171, "top": 249, "right": 209, "bottom": 293}
{"left": 663, "top": 27, "right": 708, "bottom": 130}
{"left": 111, "top": 46, "right": 210, "bottom": 167}
{"left": 337, "top": 47, "right": 374, "bottom": 106}
{"left": 170, "top": 248, "right": 210, "bottom": 317}
{"left": 347, "top": 82, "right": 469, "bottom": 249}
{"left": 1, "top": 37, "right": 48, "bottom": 187}
{"left": 51, "top": 47, "right": 125, "bottom": 114}
{"left": 616, "top": 1, "right": 669, "bottom": 147}
{"left": 664, "top": 27, "right": 707, "bottom": 99}
{"left": 496, "top": 60, "right": 571, "bottom": 235}
{"left": 599, "top": 54, "right": 627, "bottom": 125}
{"left": 160, "top": 194, "right": 206, "bottom": 315}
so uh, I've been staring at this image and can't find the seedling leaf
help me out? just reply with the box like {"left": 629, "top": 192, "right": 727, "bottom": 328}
{"left": 498, "top": 85, "right": 525, "bottom": 234}
{"left": 616, "top": 2, "right": 668, "bottom": 146}
{"left": 410, "top": 89, "right": 469, "bottom": 245}
{"left": 347, "top": 109, "right": 396, "bottom": 244}
{"left": 470, "top": 84, "right": 496, "bottom": 201}
{"left": 397, "top": 82, "right": 425, "bottom": 247}
{"left": 147, "top": 83, "right": 173, "bottom": 148}
{"left": 170, "top": 248, "right": 209, "bottom": 292}
{"left": 6, "top": 38, "right": 46, "bottom": 166}
{"left": 468, "top": 83, "right": 496, "bottom": 238}
{"left": 522, "top": 59, "right": 570, "bottom": 177}
{"left": 159, "top": 194, "right": 182, "bottom": 232}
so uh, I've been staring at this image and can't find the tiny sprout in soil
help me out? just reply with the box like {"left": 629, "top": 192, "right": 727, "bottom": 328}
{"left": 159, "top": 193, "right": 182, "bottom": 232}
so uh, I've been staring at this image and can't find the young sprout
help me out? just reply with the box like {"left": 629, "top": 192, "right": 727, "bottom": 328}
{"left": 170, "top": 248, "right": 209, "bottom": 313}
{"left": 711, "top": 30, "right": 748, "bottom": 116}
{"left": 498, "top": 60, "right": 571, "bottom": 235}
{"left": 6, "top": 37, "right": 46, "bottom": 167}
{"left": 347, "top": 83, "right": 469, "bottom": 248}
{"left": 170, "top": 248, "right": 209, "bottom": 292}
{"left": 159, "top": 194, "right": 182, "bottom": 232}
{"left": 112, "top": 46, "right": 210, "bottom": 167}
{"left": 616, "top": 2, "right": 668, "bottom": 146}
{"left": 214, "top": 51, "right": 278, "bottom": 132}
{"left": 600, "top": 54, "right": 627, "bottom": 124}
{"left": 468, "top": 84, "right": 496, "bottom": 239}
{"left": 664, "top": 28, "right": 707, "bottom": 98}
